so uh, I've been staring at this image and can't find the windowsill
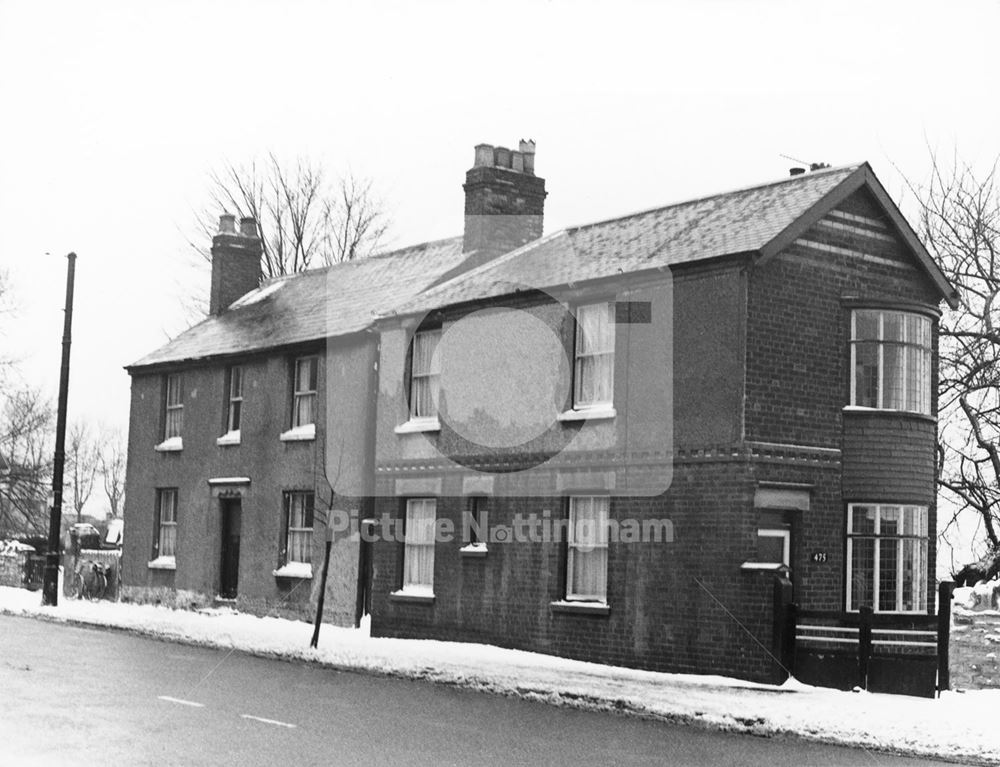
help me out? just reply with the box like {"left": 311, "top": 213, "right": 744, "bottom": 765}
{"left": 272, "top": 562, "right": 313, "bottom": 579}
{"left": 550, "top": 600, "right": 610, "bottom": 616}
{"left": 154, "top": 437, "right": 183, "bottom": 452}
{"left": 216, "top": 430, "right": 241, "bottom": 446}
{"left": 557, "top": 405, "right": 616, "bottom": 422}
{"left": 394, "top": 418, "right": 441, "bottom": 434}
{"left": 460, "top": 543, "right": 488, "bottom": 558}
{"left": 389, "top": 588, "right": 435, "bottom": 604}
{"left": 740, "top": 562, "right": 786, "bottom": 572}
{"left": 280, "top": 423, "right": 316, "bottom": 442}
{"left": 842, "top": 406, "right": 935, "bottom": 422}
{"left": 147, "top": 556, "right": 176, "bottom": 570}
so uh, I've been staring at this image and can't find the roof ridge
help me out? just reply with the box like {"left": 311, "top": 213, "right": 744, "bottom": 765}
{"left": 565, "top": 162, "right": 864, "bottom": 235}
{"left": 249, "top": 235, "right": 465, "bottom": 292}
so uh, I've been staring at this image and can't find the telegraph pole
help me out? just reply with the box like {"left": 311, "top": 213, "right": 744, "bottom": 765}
{"left": 42, "top": 252, "right": 76, "bottom": 606}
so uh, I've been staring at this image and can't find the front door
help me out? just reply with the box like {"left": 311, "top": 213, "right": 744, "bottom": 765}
{"left": 219, "top": 498, "right": 241, "bottom": 599}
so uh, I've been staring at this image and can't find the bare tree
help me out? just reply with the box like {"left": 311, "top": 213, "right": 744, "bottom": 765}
{"left": 0, "top": 388, "right": 52, "bottom": 537}
{"left": 189, "top": 155, "right": 391, "bottom": 281}
{"left": 65, "top": 421, "right": 99, "bottom": 524}
{"left": 907, "top": 150, "right": 1000, "bottom": 578}
{"left": 98, "top": 426, "right": 126, "bottom": 518}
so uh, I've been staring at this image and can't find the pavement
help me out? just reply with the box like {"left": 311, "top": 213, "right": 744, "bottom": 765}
{"left": 0, "top": 615, "right": 962, "bottom": 767}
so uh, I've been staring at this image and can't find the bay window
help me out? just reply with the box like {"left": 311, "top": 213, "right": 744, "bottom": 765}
{"left": 846, "top": 503, "right": 928, "bottom": 612}
{"left": 850, "top": 310, "right": 931, "bottom": 414}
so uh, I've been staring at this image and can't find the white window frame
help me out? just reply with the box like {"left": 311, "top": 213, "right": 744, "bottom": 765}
{"left": 408, "top": 329, "right": 442, "bottom": 421}
{"left": 402, "top": 498, "right": 436, "bottom": 595}
{"left": 849, "top": 310, "right": 932, "bottom": 415}
{"left": 282, "top": 491, "right": 314, "bottom": 566}
{"left": 154, "top": 488, "right": 177, "bottom": 559}
{"left": 572, "top": 302, "right": 616, "bottom": 410}
{"left": 291, "top": 356, "right": 317, "bottom": 429}
{"left": 756, "top": 528, "right": 790, "bottom": 566}
{"left": 164, "top": 374, "right": 183, "bottom": 439}
{"left": 226, "top": 366, "right": 243, "bottom": 433}
{"left": 566, "top": 495, "right": 610, "bottom": 603}
{"left": 846, "top": 503, "right": 929, "bottom": 613}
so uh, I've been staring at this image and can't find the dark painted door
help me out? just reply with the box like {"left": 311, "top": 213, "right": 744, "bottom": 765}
{"left": 220, "top": 499, "right": 241, "bottom": 599}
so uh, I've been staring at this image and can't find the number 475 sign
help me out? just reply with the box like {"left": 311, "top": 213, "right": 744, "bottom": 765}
{"left": 811, "top": 552, "right": 828, "bottom": 563}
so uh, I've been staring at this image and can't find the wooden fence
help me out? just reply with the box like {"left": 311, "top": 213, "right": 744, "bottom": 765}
{"left": 774, "top": 578, "right": 952, "bottom": 698}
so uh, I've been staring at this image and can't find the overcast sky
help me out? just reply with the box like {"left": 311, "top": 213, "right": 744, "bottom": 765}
{"left": 1, "top": 0, "right": 998, "bottom": 539}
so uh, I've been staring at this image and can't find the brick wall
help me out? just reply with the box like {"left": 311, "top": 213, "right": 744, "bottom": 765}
{"left": 123, "top": 340, "right": 365, "bottom": 625}
{"left": 744, "top": 188, "right": 942, "bottom": 448}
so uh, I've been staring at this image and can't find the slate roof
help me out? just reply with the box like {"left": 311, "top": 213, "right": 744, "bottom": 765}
{"left": 129, "top": 237, "right": 466, "bottom": 369}
{"left": 129, "top": 161, "right": 957, "bottom": 370}
{"left": 388, "top": 164, "right": 862, "bottom": 318}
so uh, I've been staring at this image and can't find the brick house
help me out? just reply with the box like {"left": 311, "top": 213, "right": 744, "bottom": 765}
{"left": 121, "top": 214, "right": 478, "bottom": 622}
{"left": 369, "top": 153, "right": 958, "bottom": 683}
{"left": 123, "top": 141, "right": 957, "bottom": 685}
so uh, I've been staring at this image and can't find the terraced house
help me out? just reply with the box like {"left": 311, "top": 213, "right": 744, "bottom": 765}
{"left": 124, "top": 142, "right": 956, "bottom": 686}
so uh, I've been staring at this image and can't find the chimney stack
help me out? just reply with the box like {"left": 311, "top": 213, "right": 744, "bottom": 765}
{"left": 209, "top": 213, "right": 263, "bottom": 315}
{"left": 789, "top": 167, "right": 806, "bottom": 177}
{"left": 463, "top": 138, "right": 547, "bottom": 261}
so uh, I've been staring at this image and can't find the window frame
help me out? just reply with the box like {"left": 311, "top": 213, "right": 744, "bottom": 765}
{"left": 164, "top": 374, "right": 184, "bottom": 440}
{"left": 291, "top": 356, "right": 318, "bottom": 429}
{"left": 572, "top": 302, "right": 616, "bottom": 411}
{"left": 408, "top": 327, "right": 442, "bottom": 421}
{"left": 849, "top": 309, "right": 932, "bottom": 415}
{"left": 153, "top": 488, "right": 178, "bottom": 560}
{"left": 565, "top": 495, "right": 610, "bottom": 603}
{"left": 281, "top": 491, "right": 315, "bottom": 567}
{"left": 465, "top": 495, "right": 488, "bottom": 548}
{"left": 401, "top": 497, "right": 437, "bottom": 595}
{"left": 226, "top": 365, "right": 243, "bottom": 434}
{"left": 846, "top": 503, "right": 929, "bottom": 613}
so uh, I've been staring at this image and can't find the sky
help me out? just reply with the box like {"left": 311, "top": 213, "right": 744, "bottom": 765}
{"left": 1, "top": 0, "right": 998, "bottom": 538}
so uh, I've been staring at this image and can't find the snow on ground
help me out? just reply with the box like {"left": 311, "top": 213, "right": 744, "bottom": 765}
{"left": 2, "top": 587, "right": 998, "bottom": 765}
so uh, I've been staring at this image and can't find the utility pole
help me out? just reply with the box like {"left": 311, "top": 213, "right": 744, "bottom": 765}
{"left": 42, "top": 253, "right": 76, "bottom": 606}
{"left": 310, "top": 523, "right": 334, "bottom": 648}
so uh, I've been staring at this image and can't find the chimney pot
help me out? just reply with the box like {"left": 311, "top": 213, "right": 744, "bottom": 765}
{"left": 239, "top": 217, "right": 257, "bottom": 237}
{"left": 463, "top": 138, "right": 546, "bottom": 260}
{"left": 218, "top": 213, "right": 237, "bottom": 234}
{"left": 474, "top": 144, "right": 495, "bottom": 168}
{"left": 519, "top": 139, "right": 535, "bottom": 154}
{"left": 789, "top": 167, "right": 806, "bottom": 177}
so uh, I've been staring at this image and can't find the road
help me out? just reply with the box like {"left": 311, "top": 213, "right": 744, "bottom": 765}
{"left": 0, "top": 615, "right": 958, "bottom": 767}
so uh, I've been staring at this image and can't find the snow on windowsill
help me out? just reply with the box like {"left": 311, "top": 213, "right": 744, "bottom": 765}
{"left": 216, "top": 430, "right": 241, "bottom": 446}
{"left": 550, "top": 600, "right": 610, "bottom": 616}
{"left": 389, "top": 588, "right": 435, "bottom": 603}
{"left": 841, "top": 406, "right": 935, "bottom": 422}
{"left": 279, "top": 423, "right": 315, "bottom": 442}
{"left": 272, "top": 562, "right": 313, "bottom": 579}
{"left": 459, "top": 543, "right": 488, "bottom": 558}
{"left": 557, "top": 406, "right": 616, "bottom": 422}
{"left": 154, "top": 437, "right": 183, "bottom": 452}
{"left": 147, "top": 556, "right": 176, "bottom": 570}
{"left": 394, "top": 418, "right": 441, "bottom": 434}
{"left": 740, "top": 562, "right": 786, "bottom": 572}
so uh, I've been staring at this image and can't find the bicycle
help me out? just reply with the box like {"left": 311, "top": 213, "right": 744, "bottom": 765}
{"left": 69, "top": 560, "right": 109, "bottom": 600}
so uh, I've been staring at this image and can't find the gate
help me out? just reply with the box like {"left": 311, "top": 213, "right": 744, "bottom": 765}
{"left": 774, "top": 579, "right": 952, "bottom": 698}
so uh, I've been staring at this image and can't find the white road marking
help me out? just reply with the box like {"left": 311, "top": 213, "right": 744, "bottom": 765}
{"left": 157, "top": 696, "right": 205, "bottom": 708}
{"left": 241, "top": 714, "right": 297, "bottom": 728}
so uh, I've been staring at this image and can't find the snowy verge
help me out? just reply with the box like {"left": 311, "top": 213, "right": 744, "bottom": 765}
{"left": 1, "top": 587, "right": 997, "bottom": 765}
